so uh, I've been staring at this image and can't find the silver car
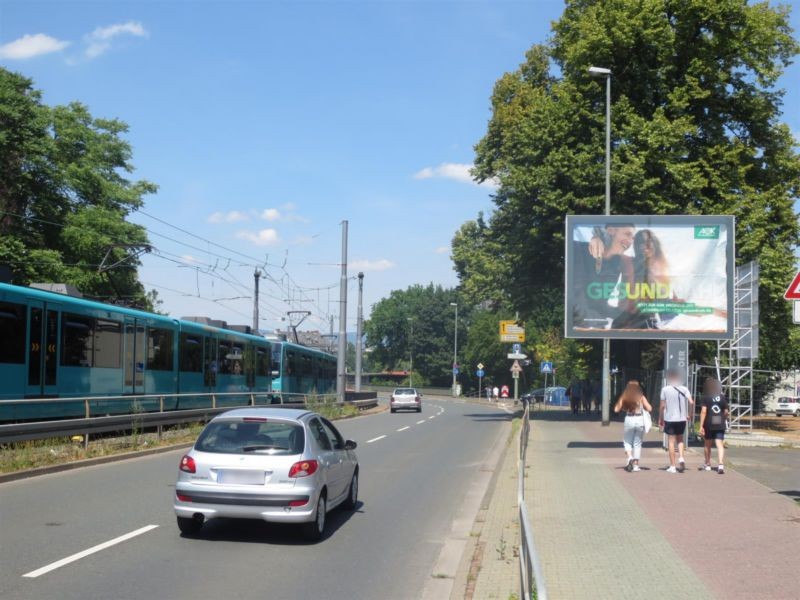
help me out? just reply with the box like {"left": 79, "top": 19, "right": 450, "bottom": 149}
{"left": 390, "top": 387, "right": 422, "bottom": 413}
{"left": 174, "top": 407, "right": 359, "bottom": 541}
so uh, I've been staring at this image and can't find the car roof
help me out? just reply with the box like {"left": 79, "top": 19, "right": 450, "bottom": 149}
{"left": 211, "top": 407, "right": 312, "bottom": 421}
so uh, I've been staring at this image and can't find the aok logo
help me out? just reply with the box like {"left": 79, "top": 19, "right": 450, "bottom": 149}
{"left": 694, "top": 226, "right": 720, "bottom": 239}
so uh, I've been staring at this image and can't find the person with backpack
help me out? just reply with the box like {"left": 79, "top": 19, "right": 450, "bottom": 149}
{"left": 698, "top": 377, "right": 729, "bottom": 474}
{"left": 659, "top": 369, "right": 694, "bottom": 473}
{"left": 613, "top": 380, "right": 653, "bottom": 472}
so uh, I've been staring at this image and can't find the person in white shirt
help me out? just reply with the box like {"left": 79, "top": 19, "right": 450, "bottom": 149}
{"left": 659, "top": 369, "right": 694, "bottom": 473}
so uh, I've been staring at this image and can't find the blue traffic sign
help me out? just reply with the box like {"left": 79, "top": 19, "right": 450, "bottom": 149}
{"left": 512, "top": 343, "right": 521, "bottom": 354}
{"left": 540, "top": 361, "right": 553, "bottom": 374}
{"left": 453, "top": 367, "right": 459, "bottom": 375}
{"left": 476, "top": 369, "right": 485, "bottom": 378}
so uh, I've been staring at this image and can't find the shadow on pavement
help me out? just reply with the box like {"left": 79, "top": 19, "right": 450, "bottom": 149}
{"left": 567, "top": 440, "right": 663, "bottom": 449}
{"left": 462, "top": 412, "right": 517, "bottom": 422}
{"left": 530, "top": 410, "right": 606, "bottom": 423}
{"left": 179, "top": 500, "right": 365, "bottom": 545}
{"left": 776, "top": 489, "right": 800, "bottom": 500}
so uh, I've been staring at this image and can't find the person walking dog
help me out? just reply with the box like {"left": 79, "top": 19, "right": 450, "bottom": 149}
{"left": 698, "top": 377, "right": 729, "bottom": 474}
{"left": 613, "top": 380, "right": 653, "bottom": 472}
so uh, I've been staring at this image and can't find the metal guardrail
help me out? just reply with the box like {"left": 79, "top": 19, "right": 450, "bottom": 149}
{"left": 518, "top": 404, "right": 547, "bottom": 600}
{"left": 0, "top": 391, "right": 378, "bottom": 446}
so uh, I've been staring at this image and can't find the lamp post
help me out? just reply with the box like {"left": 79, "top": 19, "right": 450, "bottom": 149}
{"left": 450, "top": 302, "right": 458, "bottom": 396}
{"left": 407, "top": 317, "right": 414, "bottom": 387}
{"left": 589, "top": 65, "right": 612, "bottom": 426}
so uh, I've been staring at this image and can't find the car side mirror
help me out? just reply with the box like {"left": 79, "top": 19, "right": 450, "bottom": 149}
{"left": 344, "top": 440, "right": 357, "bottom": 450}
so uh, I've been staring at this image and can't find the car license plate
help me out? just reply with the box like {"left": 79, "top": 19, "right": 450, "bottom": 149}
{"left": 217, "top": 470, "right": 265, "bottom": 485}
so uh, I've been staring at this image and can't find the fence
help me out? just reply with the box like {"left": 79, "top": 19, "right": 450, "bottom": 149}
{"left": 0, "top": 391, "right": 378, "bottom": 446}
{"left": 518, "top": 403, "right": 547, "bottom": 600}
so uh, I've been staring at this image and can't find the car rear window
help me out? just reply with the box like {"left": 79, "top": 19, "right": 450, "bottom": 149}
{"left": 394, "top": 388, "right": 415, "bottom": 395}
{"left": 195, "top": 420, "right": 304, "bottom": 455}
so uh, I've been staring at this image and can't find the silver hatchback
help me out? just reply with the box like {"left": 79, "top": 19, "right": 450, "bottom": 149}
{"left": 390, "top": 387, "right": 422, "bottom": 413}
{"left": 174, "top": 407, "right": 359, "bottom": 541}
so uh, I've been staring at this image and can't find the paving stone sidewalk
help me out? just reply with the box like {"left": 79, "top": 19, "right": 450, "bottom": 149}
{"left": 525, "top": 411, "right": 800, "bottom": 600}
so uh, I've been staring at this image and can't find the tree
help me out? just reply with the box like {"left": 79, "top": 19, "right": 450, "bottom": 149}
{"left": 0, "top": 68, "right": 157, "bottom": 306}
{"left": 364, "top": 284, "right": 465, "bottom": 387}
{"left": 458, "top": 0, "right": 800, "bottom": 370}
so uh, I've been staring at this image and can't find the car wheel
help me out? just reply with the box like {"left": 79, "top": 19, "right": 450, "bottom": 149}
{"left": 776, "top": 414, "right": 782, "bottom": 417}
{"left": 343, "top": 471, "right": 358, "bottom": 510}
{"left": 417, "top": 407, "right": 422, "bottom": 413}
{"left": 795, "top": 410, "right": 800, "bottom": 417}
{"left": 390, "top": 407, "right": 395, "bottom": 413}
{"left": 302, "top": 494, "right": 326, "bottom": 542}
{"left": 177, "top": 516, "right": 202, "bottom": 535}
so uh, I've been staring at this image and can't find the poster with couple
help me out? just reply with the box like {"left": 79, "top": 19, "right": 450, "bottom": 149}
{"left": 565, "top": 215, "right": 735, "bottom": 340}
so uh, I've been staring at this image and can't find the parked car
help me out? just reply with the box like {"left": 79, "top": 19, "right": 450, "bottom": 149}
{"left": 174, "top": 407, "right": 359, "bottom": 541}
{"left": 522, "top": 387, "right": 568, "bottom": 406}
{"left": 390, "top": 387, "right": 422, "bottom": 413}
{"left": 775, "top": 397, "right": 800, "bottom": 417}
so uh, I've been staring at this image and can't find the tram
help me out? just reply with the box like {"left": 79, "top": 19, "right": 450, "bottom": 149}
{"left": 270, "top": 341, "right": 337, "bottom": 397}
{"left": 0, "top": 282, "right": 273, "bottom": 421}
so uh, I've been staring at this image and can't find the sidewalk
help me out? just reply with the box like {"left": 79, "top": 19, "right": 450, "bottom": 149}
{"left": 525, "top": 410, "right": 800, "bottom": 600}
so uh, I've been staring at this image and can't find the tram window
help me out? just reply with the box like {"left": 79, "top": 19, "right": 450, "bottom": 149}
{"left": 301, "top": 354, "right": 311, "bottom": 377}
{"left": 229, "top": 343, "right": 244, "bottom": 375}
{"left": 0, "top": 302, "right": 26, "bottom": 364}
{"left": 179, "top": 333, "right": 203, "bottom": 372}
{"left": 271, "top": 344, "right": 282, "bottom": 373}
{"left": 287, "top": 351, "right": 296, "bottom": 376}
{"left": 61, "top": 314, "right": 94, "bottom": 367}
{"left": 256, "top": 347, "right": 269, "bottom": 376}
{"left": 94, "top": 319, "right": 121, "bottom": 368}
{"left": 147, "top": 327, "right": 174, "bottom": 371}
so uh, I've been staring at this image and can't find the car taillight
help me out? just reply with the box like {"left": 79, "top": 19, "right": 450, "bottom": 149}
{"left": 176, "top": 493, "right": 191, "bottom": 502}
{"left": 415, "top": 396, "right": 421, "bottom": 402}
{"left": 179, "top": 455, "right": 196, "bottom": 473}
{"left": 288, "top": 498, "right": 309, "bottom": 507}
{"left": 390, "top": 396, "right": 395, "bottom": 402}
{"left": 288, "top": 459, "right": 318, "bottom": 478}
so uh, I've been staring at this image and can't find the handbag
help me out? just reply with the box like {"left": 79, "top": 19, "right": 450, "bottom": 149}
{"left": 642, "top": 409, "right": 652, "bottom": 434}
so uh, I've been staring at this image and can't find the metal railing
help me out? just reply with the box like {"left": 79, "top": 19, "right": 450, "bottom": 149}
{"left": 518, "top": 403, "right": 547, "bottom": 600}
{"left": 0, "top": 391, "right": 378, "bottom": 446}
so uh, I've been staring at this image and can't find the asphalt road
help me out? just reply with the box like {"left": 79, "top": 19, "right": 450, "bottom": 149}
{"left": 0, "top": 398, "right": 512, "bottom": 600}
{"left": 726, "top": 446, "right": 800, "bottom": 502}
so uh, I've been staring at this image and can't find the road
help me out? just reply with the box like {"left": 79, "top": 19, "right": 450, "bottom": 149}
{"left": 0, "top": 398, "right": 512, "bottom": 600}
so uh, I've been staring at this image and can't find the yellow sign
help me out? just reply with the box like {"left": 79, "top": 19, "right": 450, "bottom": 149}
{"left": 499, "top": 320, "right": 525, "bottom": 342}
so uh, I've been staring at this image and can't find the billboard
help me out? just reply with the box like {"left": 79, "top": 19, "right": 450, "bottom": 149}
{"left": 565, "top": 215, "right": 734, "bottom": 340}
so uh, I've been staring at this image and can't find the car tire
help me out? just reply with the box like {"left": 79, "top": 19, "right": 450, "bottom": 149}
{"left": 390, "top": 407, "right": 396, "bottom": 413}
{"left": 177, "top": 516, "right": 202, "bottom": 535}
{"left": 795, "top": 410, "right": 800, "bottom": 417}
{"left": 417, "top": 407, "right": 422, "bottom": 413}
{"left": 302, "top": 494, "right": 326, "bottom": 542}
{"left": 777, "top": 414, "right": 782, "bottom": 417}
{"left": 343, "top": 471, "right": 358, "bottom": 510}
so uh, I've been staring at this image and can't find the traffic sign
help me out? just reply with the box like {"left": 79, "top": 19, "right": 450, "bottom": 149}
{"left": 476, "top": 369, "right": 485, "bottom": 378}
{"left": 477, "top": 362, "right": 484, "bottom": 370}
{"left": 794, "top": 301, "right": 800, "bottom": 324}
{"left": 510, "top": 360, "right": 523, "bottom": 374}
{"left": 507, "top": 353, "right": 527, "bottom": 360}
{"left": 512, "top": 343, "right": 521, "bottom": 354}
{"left": 785, "top": 271, "right": 800, "bottom": 300}
{"left": 453, "top": 367, "right": 459, "bottom": 375}
{"left": 540, "top": 361, "right": 553, "bottom": 374}
{"left": 499, "top": 320, "right": 525, "bottom": 342}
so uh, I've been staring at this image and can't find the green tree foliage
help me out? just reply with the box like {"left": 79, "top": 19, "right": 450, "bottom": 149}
{"left": 365, "top": 284, "right": 464, "bottom": 387}
{"left": 458, "top": 0, "right": 800, "bottom": 369}
{"left": 0, "top": 68, "right": 157, "bottom": 306}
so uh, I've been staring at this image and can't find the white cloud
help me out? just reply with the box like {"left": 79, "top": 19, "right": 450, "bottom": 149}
{"left": 413, "top": 162, "right": 498, "bottom": 188}
{"left": 207, "top": 210, "right": 249, "bottom": 224}
{"left": 0, "top": 33, "right": 70, "bottom": 60}
{"left": 85, "top": 21, "right": 147, "bottom": 59}
{"left": 236, "top": 228, "right": 280, "bottom": 246}
{"left": 435, "top": 246, "right": 449, "bottom": 254}
{"left": 261, "top": 208, "right": 281, "bottom": 222}
{"left": 350, "top": 258, "right": 396, "bottom": 272}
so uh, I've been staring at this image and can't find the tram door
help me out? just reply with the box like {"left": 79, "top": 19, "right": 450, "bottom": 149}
{"left": 123, "top": 319, "right": 145, "bottom": 394}
{"left": 26, "top": 301, "right": 60, "bottom": 397}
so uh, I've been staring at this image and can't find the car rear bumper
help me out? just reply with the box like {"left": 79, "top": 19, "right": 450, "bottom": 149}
{"left": 775, "top": 409, "right": 798, "bottom": 415}
{"left": 174, "top": 486, "right": 319, "bottom": 523}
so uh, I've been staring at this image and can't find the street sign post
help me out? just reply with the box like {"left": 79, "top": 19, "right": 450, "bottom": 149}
{"left": 510, "top": 360, "right": 523, "bottom": 401}
{"left": 476, "top": 364, "right": 485, "bottom": 399}
{"left": 499, "top": 320, "right": 525, "bottom": 343}
{"left": 785, "top": 271, "right": 800, "bottom": 300}
{"left": 540, "top": 361, "right": 553, "bottom": 374}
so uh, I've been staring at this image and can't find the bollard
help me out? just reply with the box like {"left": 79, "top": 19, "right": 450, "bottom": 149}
{"left": 158, "top": 396, "right": 164, "bottom": 441}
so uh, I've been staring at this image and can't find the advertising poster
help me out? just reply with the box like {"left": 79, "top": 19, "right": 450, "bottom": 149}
{"left": 565, "top": 215, "right": 734, "bottom": 340}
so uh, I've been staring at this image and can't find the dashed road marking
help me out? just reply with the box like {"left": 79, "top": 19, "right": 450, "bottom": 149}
{"left": 366, "top": 435, "right": 387, "bottom": 444}
{"left": 397, "top": 426, "right": 410, "bottom": 432}
{"left": 428, "top": 416, "right": 436, "bottom": 420}
{"left": 23, "top": 524, "right": 159, "bottom": 578}
{"left": 417, "top": 420, "right": 425, "bottom": 425}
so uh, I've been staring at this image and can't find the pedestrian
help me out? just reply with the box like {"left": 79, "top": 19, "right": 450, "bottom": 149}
{"left": 613, "top": 380, "right": 652, "bottom": 472}
{"left": 581, "top": 378, "right": 592, "bottom": 413}
{"left": 658, "top": 369, "right": 694, "bottom": 473}
{"left": 698, "top": 377, "right": 729, "bottom": 474}
{"left": 492, "top": 386, "right": 499, "bottom": 401}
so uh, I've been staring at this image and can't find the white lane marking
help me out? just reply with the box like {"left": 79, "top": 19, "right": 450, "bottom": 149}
{"left": 428, "top": 416, "right": 436, "bottom": 420}
{"left": 397, "top": 426, "right": 410, "bottom": 432}
{"left": 366, "top": 435, "right": 387, "bottom": 444}
{"left": 23, "top": 524, "right": 159, "bottom": 578}
{"left": 417, "top": 420, "right": 425, "bottom": 424}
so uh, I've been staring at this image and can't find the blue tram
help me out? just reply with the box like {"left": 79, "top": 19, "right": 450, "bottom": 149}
{"left": 0, "top": 282, "right": 273, "bottom": 420}
{"left": 270, "top": 341, "right": 337, "bottom": 396}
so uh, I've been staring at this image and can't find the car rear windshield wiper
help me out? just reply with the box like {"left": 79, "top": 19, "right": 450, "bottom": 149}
{"left": 242, "top": 445, "right": 289, "bottom": 452}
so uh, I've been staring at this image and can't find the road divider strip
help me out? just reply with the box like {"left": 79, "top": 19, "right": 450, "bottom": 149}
{"left": 23, "top": 524, "right": 159, "bottom": 578}
{"left": 366, "top": 435, "right": 387, "bottom": 444}
{"left": 397, "top": 426, "right": 410, "bottom": 432}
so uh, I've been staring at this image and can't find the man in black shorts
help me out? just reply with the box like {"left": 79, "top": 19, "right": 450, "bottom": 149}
{"left": 659, "top": 369, "right": 694, "bottom": 473}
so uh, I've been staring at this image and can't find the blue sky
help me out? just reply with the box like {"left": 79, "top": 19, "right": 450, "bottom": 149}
{"left": 2, "top": 0, "right": 799, "bottom": 332}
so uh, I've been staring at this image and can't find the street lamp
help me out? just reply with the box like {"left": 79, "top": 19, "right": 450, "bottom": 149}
{"left": 407, "top": 317, "right": 414, "bottom": 387}
{"left": 450, "top": 302, "right": 458, "bottom": 397}
{"left": 589, "top": 64, "right": 612, "bottom": 426}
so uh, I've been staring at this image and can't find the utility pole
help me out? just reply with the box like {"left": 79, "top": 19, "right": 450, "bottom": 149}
{"left": 336, "top": 220, "right": 348, "bottom": 403}
{"left": 253, "top": 269, "right": 261, "bottom": 332}
{"left": 355, "top": 272, "right": 364, "bottom": 392}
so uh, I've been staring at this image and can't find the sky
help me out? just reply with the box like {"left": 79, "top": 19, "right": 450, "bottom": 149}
{"left": 2, "top": 0, "right": 799, "bottom": 334}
